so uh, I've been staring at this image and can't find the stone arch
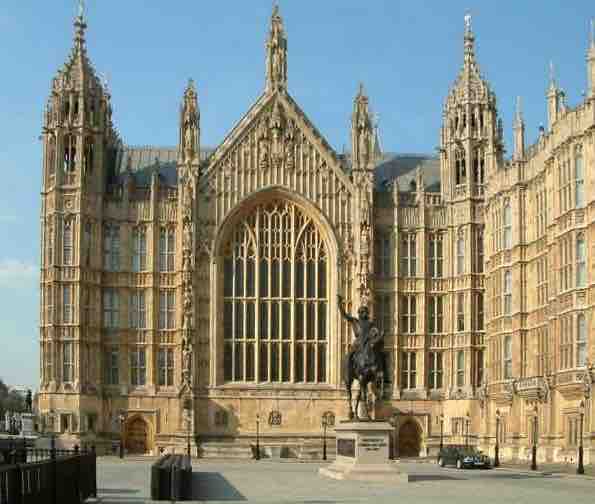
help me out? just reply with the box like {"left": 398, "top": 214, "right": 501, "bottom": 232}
{"left": 210, "top": 186, "right": 341, "bottom": 386}
{"left": 212, "top": 186, "right": 340, "bottom": 263}
{"left": 397, "top": 418, "right": 422, "bottom": 458}
{"left": 124, "top": 414, "right": 153, "bottom": 454}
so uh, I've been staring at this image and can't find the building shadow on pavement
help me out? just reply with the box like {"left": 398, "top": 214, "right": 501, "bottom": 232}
{"left": 192, "top": 472, "right": 247, "bottom": 501}
{"left": 410, "top": 474, "right": 467, "bottom": 482}
{"left": 98, "top": 489, "right": 141, "bottom": 494}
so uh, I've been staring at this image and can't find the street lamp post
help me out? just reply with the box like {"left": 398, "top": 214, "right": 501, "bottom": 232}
{"left": 255, "top": 414, "right": 260, "bottom": 461}
{"left": 494, "top": 409, "right": 500, "bottom": 468}
{"left": 186, "top": 413, "right": 191, "bottom": 457}
{"left": 321, "top": 416, "right": 328, "bottom": 461}
{"left": 531, "top": 406, "right": 538, "bottom": 471}
{"left": 118, "top": 413, "right": 125, "bottom": 459}
{"left": 439, "top": 413, "right": 444, "bottom": 452}
{"left": 465, "top": 412, "right": 470, "bottom": 448}
{"left": 577, "top": 400, "right": 585, "bottom": 475}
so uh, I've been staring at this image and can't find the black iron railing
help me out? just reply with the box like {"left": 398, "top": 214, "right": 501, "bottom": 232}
{"left": 0, "top": 438, "right": 96, "bottom": 504}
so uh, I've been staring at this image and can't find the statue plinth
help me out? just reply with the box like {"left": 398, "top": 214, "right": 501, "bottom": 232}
{"left": 20, "top": 413, "right": 36, "bottom": 437}
{"left": 319, "top": 421, "right": 408, "bottom": 483}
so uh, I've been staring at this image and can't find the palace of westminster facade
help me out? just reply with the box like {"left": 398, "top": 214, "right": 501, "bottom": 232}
{"left": 37, "top": 7, "right": 595, "bottom": 462}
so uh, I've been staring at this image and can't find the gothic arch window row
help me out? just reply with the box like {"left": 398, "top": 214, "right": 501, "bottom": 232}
{"left": 222, "top": 199, "right": 328, "bottom": 384}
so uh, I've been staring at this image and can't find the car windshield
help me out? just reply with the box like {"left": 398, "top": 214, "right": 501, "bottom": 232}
{"left": 460, "top": 448, "right": 480, "bottom": 456}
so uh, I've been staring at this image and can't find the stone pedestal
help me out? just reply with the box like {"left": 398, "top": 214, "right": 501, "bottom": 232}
{"left": 20, "top": 413, "right": 35, "bottom": 437}
{"left": 319, "top": 421, "right": 408, "bottom": 482}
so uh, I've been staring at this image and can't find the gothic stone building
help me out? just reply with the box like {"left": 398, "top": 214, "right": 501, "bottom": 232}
{"left": 38, "top": 8, "right": 595, "bottom": 462}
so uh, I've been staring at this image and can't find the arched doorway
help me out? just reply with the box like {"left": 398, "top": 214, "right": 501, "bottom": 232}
{"left": 125, "top": 417, "right": 149, "bottom": 454}
{"left": 398, "top": 420, "right": 421, "bottom": 457}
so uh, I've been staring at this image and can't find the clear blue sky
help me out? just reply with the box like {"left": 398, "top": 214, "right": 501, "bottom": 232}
{"left": 0, "top": 1, "right": 592, "bottom": 389}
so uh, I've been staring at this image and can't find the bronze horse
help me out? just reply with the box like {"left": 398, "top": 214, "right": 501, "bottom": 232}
{"left": 338, "top": 297, "right": 385, "bottom": 420}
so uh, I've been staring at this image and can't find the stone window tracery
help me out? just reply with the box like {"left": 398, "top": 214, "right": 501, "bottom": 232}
{"left": 455, "top": 148, "right": 466, "bottom": 186}
{"left": 503, "top": 199, "right": 512, "bottom": 249}
{"left": 132, "top": 227, "right": 147, "bottom": 272}
{"left": 428, "top": 351, "right": 443, "bottom": 389}
{"left": 577, "top": 314, "right": 587, "bottom": 367}
{"left": 456, "top": 230, "right": 465, "bottom": 275}
{"left": 62, "top": 341, "right": 73, "bottom": 383}
{"left": 130, "top": 290, "right": 146, "bottom": 329}
{"left": 457, "top": 292, "right": 465, "bottom": 331}
{"left": 158, "top": 347, "right": 174, "bottom": 386}
{"left": 104, "top": 347, "right": 119, "bottom": 385}
{"left": 130, "top": 347, "right": 146, "bottom": 386}
{"left": 103, "top": 224, "right": 120, "bottom": 272}
{"left": 400, "top": 295, "right": 416, "bottom": 334}
{"left": 456, "top": 350, "right": 465, "bottom": 387}
{"left": 504, "top": 335, "right": 512, "bottom": 379}
{"left": 374, "top": 232, "right": 392, "bottom": 277}
{"left": 401, "top": 351, "right": 416, "bottom": 389}
{"left": 62, "top": 284, "right": 73, "bottom": 324}
{"left": 400, "top": 233, "right": 416, "bottom": 277}
{"left": 428, "top": 233, "right": 443, "bottom": 278}
{"left": 159, "top": 227, "right": 175, "bottom": 272}
{"left": 503, "top": 270, "right": 512, "bottom": 315}
{"left": 63, "top": 219, "right": 73, "bottom": 266}
{"left": 222, "top": 200, "right": 328, "bottom": 384}
{"left": 576, "top": 233, "right": 586, "bottom": 288}
{"left": 428, "top": 295, "right": 443, "bottom": 334}
{"left": 575, "top": 146, "right": 584, "bottom": 208}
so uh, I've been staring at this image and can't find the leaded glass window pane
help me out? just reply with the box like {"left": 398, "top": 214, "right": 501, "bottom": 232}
{"left": 222, "top": 201, "right": 328, "bottom": 383}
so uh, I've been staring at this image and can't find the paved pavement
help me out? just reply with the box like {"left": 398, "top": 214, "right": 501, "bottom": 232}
{"left": 93, "top": 457, "right": 595, "bottom": 504}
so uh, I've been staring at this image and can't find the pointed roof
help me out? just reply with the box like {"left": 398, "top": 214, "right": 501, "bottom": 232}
{"left": 446, "top": 14, "right": 495, "bottom": 108}
{"left": 51, "top": 8, "right": 101, "bottom": 93}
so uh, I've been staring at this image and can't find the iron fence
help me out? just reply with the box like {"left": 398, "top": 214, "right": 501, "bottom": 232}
{"left": 0, "top": 438, "right": 96, "bottom": 504}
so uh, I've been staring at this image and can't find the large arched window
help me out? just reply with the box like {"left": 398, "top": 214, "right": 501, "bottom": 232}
{"left": 222, "top": 200, "right": 328, "bottom": 384}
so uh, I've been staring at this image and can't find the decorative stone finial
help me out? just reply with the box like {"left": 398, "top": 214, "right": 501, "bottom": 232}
{"left": 549, "top": 60, "right": 556, "bottom": 89}
{"left": 464, "top": 12, "right": 472, "bottom": 34}
{"left": 515, "top": 96, "right": 523, "bottom": 123}
{"left": 265, "top": 3, "right": 287, "bottom": 92}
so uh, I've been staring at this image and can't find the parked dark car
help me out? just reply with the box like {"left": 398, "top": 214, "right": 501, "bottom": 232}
{"left": 437, "top": 445, "right": 491, "bottom": 469}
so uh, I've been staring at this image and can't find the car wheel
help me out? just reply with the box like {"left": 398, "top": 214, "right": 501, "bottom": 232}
{"left": 438, "top": 457, "right": 445, "bottom": 467}
{"left": 456, "top": 459, "right": 463, "bottom": 469}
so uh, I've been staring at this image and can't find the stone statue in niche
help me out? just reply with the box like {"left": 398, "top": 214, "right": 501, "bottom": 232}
{"left": 258, "top": 123, "right": 269, "bottom": 169}
{"left": 182, "top": 339, "right": 193, "bottom": 384}
{"left": 183, "top": 220, "right": 192, "bottom": 252}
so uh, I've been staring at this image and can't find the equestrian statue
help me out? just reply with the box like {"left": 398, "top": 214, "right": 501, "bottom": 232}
{"left": 338, "top": 295, "right": 385, "bottom": 420}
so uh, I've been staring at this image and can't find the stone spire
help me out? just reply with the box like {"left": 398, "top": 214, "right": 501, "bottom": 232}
{"left": 265, "top": 3, "right": 288, "bottom": 92}
{"left": 513, "top": 96, "right": 525, "bottom": 161}
{"left": 447, "top": 13, "right": 493, "bottom": 104}
{"left": 547, "top": 61, "right": 561, "bottom": 130}
{"left": 463, "top": 13, "right": 477, "bottom": 71}
{"left": 179, "top": 78, "right": 200, "bottom": 168}
{"left": 587, "top": 19, "right": 595, "bottom": 98}
{"left": 351, "top": 83, "right": 375, "bottom": 171}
